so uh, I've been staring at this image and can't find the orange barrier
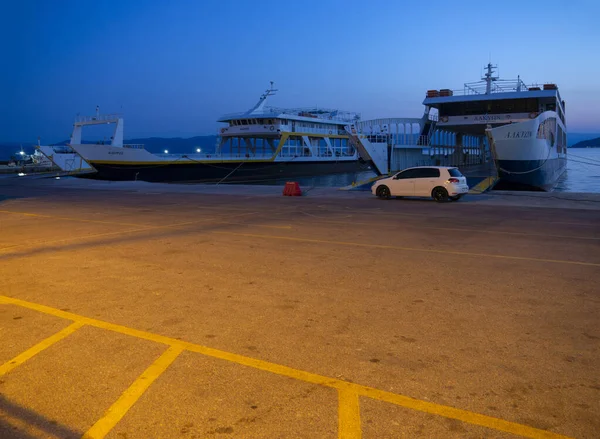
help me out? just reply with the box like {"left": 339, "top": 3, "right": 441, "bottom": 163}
{"left": 283, "top": 181, "right": 302, "bottom": 196}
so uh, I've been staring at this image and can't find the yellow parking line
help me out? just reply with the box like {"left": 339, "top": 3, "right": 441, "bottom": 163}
{"left": 211, "top": 231, "right": 600, "bottom": 267}
{"left": 0, "top": 321, "right": 84, "bottom": 376}
{"left": 82, "top": 345, "right": 183, "bottom": 439}
{"left": 338, "top": 389, "right": 361, "bottom": 439}
{"left": 0, "top": 295, "right": 573, "bottom": 439}
{"left": 0, "top": 209, "right": 149, "bottom": 227}
{"left": 295, "top": 218, "right": 600, "bottom": 241}
{"left": 345, "top": 382, "right": 567, "bottom": 439}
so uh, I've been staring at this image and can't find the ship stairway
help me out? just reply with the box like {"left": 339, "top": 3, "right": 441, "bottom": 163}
{"left": 418, "top": 119, "right": 437, "bottom": 146}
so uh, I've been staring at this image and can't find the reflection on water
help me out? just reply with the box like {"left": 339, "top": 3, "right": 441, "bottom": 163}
{"left": 554, "top": 149, "right": 600, "bottom": 193}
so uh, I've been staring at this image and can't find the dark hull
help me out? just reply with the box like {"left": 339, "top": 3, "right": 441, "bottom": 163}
{"left": 495, "top": 157, "right": 567, "bottom": 191}
{"left": 81, "top": 160, "right": 369, "bottom": 183}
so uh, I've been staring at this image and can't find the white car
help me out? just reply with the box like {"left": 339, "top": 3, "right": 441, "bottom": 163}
{"left": 371, "top": 166, "right": 469, "bottom": 202}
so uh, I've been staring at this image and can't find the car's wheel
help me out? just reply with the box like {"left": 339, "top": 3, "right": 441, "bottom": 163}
{"left": 376, "top": 185, "right": 391, "bottom": 199}
{"left": 450, "top": 195, "right": 462, "bottom": 201}
{"left": 432, "top": 187, "right": 449, "bottom": 202}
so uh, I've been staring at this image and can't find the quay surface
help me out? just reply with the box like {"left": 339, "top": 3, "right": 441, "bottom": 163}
{"left": 1, "top": 175, "right": 599, "bottom": 438}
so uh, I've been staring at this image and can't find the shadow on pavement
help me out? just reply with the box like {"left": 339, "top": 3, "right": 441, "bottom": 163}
{"left": 0, "top": 395, "right": 82, "bottom": 439}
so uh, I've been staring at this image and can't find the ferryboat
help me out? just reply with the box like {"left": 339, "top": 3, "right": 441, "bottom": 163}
{"left": 68, "top": 84, "right": 367, "bottom": 183}
{"left": 423, "top": 63, "right": 567, "bottom": 190}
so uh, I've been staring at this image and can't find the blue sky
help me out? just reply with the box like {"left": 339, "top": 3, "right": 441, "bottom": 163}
{"left": 1, "top": 0, "right": 599, "bottom": 143}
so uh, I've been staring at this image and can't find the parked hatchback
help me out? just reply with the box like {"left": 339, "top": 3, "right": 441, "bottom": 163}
{"left": 372, "top": 166, "right": 469, "bottom": 202}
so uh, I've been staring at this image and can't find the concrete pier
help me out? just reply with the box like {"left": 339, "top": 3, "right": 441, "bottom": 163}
{"left": 1, "top": 175, "right": 599, "bottom": 438}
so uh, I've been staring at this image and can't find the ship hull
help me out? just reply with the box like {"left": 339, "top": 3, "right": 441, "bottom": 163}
{"left": 491, "top": 112, "right": 567, "bottom": 191}
{"left": 494, "top": 157, "right": 567, "bottom": 191}
{"left": 81, "top": 159, "right": 368, "bottom": 183}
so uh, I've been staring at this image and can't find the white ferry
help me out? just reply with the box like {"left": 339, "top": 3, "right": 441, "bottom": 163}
{"left": 423, "top": 63, "right": 567, "bottom": 190}
{"left": 68, "top": 84, "right": 366, "bottom": 183}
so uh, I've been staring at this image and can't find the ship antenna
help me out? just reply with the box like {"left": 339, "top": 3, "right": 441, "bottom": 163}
{"left": 483, "top": 62, "right": 498, "bottom": 95}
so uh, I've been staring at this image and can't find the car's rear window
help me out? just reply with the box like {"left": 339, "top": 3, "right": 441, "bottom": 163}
{"left": 448, "top": 168, "right": 463, "bottom": 177}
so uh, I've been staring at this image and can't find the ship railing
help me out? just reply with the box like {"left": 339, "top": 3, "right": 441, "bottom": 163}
{"left": 268, "top": 107, "right": 360, "bottom": 122}
{"left": 74, "top": 113, "right": 123, "bottom": 123}
{"left": 360, "top": 133, "right": 431, "bottom": 146}
{"left": 218, "top": 109, "right": 361, "bottom": 123}
{"left": 282, "top": 127, "right": 348, "bottom": 136}
{"left": 429, "top": 79, "right": 542, "bottom": 98}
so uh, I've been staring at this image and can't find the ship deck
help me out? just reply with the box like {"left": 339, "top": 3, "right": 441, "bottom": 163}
{"left": 1, "top": 175, "right": 599, "bottom": 438}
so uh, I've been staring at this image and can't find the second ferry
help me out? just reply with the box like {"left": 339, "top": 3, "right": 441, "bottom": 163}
{"left": 424, "top": 63, "right": 567, "bottom": 191}
{"left": 68, "top": 83, "right": 367, "bottom": 183}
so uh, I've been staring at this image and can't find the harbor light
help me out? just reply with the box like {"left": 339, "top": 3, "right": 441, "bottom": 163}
{"left": 196, "top": 148, "right": 201, "bottom": 153}
{"left": 164, "top": 149, "right": 169, "bottom": 154}
{"left": 18, "top": 172, "right": 26, "bottom": 176}
{"left": 19, "top": 151, "right": 25, "bottom": 155}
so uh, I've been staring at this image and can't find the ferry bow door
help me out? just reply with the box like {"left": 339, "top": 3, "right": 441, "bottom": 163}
{"left": 414, "top": 168, "right": 440, "bottom": 196}
{"left": 389, "top": 169, "right": 417, "bottom": 196}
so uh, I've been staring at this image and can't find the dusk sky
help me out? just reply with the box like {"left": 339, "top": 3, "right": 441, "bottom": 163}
{"left": 2, "top": 0, "right": 599, "bottom": 143}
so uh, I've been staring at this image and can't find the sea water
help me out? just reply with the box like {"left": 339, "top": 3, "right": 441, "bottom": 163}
{"left": 554, "top": 149, "right": 600, "bottom": 193}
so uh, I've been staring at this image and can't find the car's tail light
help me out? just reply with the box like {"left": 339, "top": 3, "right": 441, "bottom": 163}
{"left": 448, "top": 178, "right": 460, "bottom": 183}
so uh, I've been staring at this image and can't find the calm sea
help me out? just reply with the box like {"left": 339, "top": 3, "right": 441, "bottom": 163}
{"left": 554, "top": 148, "right": 600, "bottom": 193}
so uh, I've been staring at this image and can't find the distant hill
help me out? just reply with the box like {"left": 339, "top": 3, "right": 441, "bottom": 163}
{"left": 568, "top": 133, "right": 600, "bottom": 147}
{"left": 571, "top": 137, "right": 600, "bottom": 148}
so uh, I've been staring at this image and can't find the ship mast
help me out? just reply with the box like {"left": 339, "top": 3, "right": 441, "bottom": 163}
{"left": 247, "top": 81, "right": 278, "bottom": 115}
{"left": 483, "top": 63, "right": 498, "bottom": 95}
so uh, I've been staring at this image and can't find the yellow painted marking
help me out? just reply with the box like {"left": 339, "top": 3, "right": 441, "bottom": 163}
{"left": 0, "top": 321, "right": 84, "bottom": 376}
{"left": 0, "top": 215, "right": 288, "bottom": 254}
{"left": 0, "top": 295, "right": 573, "bottom": 439}
{"left": 211, "top": 231, "right": 600, "bottom": 267}
{"left": 294, "top": 217, "right": 600, "bottom": 241}
{"left": 0, "top": 209, "right": 150, "bottom": 227}
{"left": 82, "top": 345, "right": 183, "bottom": 439}
{"left": 0, "top": 228, "right": 158, "bottom": 253}
{"left": 469, "top": 176, "right": 499, "bottom": 193}
{"left": 343, "top": 382, "right": 569, "bottom": 439}
{"left": 338, "top": 389, "right": 361, "bottom": 439}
